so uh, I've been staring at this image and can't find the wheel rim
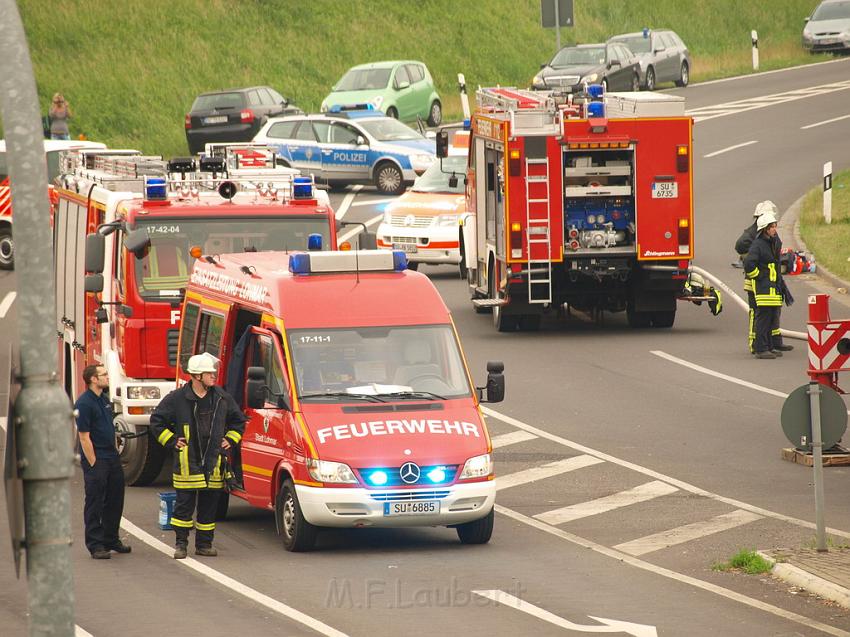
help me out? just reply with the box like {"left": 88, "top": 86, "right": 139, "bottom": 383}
{"left": 283, "top": 493, "right": 296, "bottom": 539}
{"left": 377, "top": 165, "right": 401, "bottom": 192}
{"left": 647, "top": 69, "right": 655, "bottom": 90}
{"left": 682, "top": 64, "right": 689, "bottom": 85}
{"left": 0, "top": 236, "right": 13, "bottom": 265}
{"left": 431, "top": 102, "right": 441, "bottom": 124}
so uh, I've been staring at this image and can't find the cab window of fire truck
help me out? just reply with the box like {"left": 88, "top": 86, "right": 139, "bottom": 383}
{"left": 113, "top": 231, "right": 125, "bottom": 297}
{"left": 197, "top": 310, "right": 225, "bottom": 359}
{"left": 253, "top": 334, "right": 287, "bottom": 408}
{"left": 179, "top": 302, "right": 200, "bottom": 371}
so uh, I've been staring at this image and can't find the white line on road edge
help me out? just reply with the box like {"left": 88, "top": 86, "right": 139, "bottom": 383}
{"left": 801, "top": 113, "right": 850, "bottom": 130}
{"left": 349, "top": 198, "right": 396, "bottom": 208}
{"left": 75, "top": 626, "right": 94, "bottom": 636}
{"left": 703, "top": 140, "right": 758, "bottom": 158}
{"left": 494, "top": 505, "right": 850, "bottom": 637}
{"left": 472, "top": 590, "right": 658, "bottom": 636}
{"left": 334, "top": 185, "right": 364, "bottom": 220}
{"left": 535, "top": 481, "right": 678, "bottom": 526}
{"left": 119, "top": 518, "right": 348, "bottom": 637}
{"left": 0, "top": 291, "right": 16, "bottom": 318}
{"left": 337, "top": 213, "right": 383, "bottom": 244}
{"left": 496, "top": 456, "right": 603, "bottom": 491}
{"left": 613, "top": 510, "right": 763, "bottom": 557}
{"left": 481, "top": 405, "right": 850, "bottom": 540}
{"left": 490, "top": 430, "right": 537, "bottom": 449}
{"left": 650, "top": 350, "right": 789, "bottom": 398}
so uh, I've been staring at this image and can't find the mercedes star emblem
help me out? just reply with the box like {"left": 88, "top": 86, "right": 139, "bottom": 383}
{"left": 399, "top": 462, "right": 421, "bottom": 484}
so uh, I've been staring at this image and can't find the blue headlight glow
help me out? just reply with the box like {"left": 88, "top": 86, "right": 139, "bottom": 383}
{"left": 427, "top": 467, "right": 447, "bottom": 483}
{"left": 368, "top": 470, "right": 388, "bottom": 486}
{"left": 289, "top": 253, "right": 311, "bottom": 274}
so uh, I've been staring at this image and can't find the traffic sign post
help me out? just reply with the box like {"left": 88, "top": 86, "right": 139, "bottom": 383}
{"left": 809, "top": 382, "right": 827, "bottom": 552}
{"left": 541, "top": 0, "right": 574, "bottom": 52}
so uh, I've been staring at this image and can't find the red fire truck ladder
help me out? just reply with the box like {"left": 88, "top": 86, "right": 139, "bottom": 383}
{"left": 525, "top": 157, "right": 552, "bottom": 304}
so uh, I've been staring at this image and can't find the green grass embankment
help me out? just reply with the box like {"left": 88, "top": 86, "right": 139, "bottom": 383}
{"left": 5, "top": 0, "right": 831, "bottom": 156}
{"left": 799, "top": 170, "right": 850, "bottom": 283}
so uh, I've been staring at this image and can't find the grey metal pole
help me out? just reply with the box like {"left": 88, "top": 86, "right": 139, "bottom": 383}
{"left": 554, "top": 0, "right": 561, "bottom": 52}
{"left": 0, "top": 1, "right": 76, "bottom": 635}
{"left": 808, "top": 381, "right": 828, "bottom": 552}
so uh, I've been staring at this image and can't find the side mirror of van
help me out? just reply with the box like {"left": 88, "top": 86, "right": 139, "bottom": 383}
{"left": 246, "top": 366, "right": 267, "bottom": 409}
{"left": 124, "top": 228, "right": 151, "bottom": 259}
{"left": 85, "top": 233, "right": 105, "bottom": 273}
{"left": 436, "top": 131, "right": 449, "bottom": 159}
{"left": 477, "top": 361, "right": 505, "bottom": 403}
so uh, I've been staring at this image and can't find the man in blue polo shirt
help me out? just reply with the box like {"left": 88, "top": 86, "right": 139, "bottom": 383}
{"left": 75, "top": 364, "right": 130, "bottom": 559}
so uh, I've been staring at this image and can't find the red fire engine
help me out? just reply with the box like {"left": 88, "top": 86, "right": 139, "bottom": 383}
{"left": 458, "top": 87, "right": 697, "bottom": 331}
{"left": 53, "top": 144, "right": 338, "bottom": 485}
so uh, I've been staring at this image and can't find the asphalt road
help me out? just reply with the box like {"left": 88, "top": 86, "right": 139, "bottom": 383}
{"left": 4, "top": 58, "right": 850, "bottom": 636}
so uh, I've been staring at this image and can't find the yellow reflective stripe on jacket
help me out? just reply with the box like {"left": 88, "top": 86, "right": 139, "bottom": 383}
{"left": 755, "top": 291, "right": 782, "bottom": 306}
{"left": 157, "top": 429, "right": 174, "bottom": 446}
{"left": 767, "top": 262, "right": 777, "bottom": 282}
{"left": 170, "top": 517, "right": 195, "bottom": 529}
{"left": 195, "top": 521, "right": 216, "bottom": 531}
{"left": 173, "top": 474, "right": 208, "bottom": 489}
{"left": 745, "top": 267, "right": 759, "bottom": 279}
{"left": 225, "top": 430, "right": 242, "bottom": 444}
{"left": 743, "top": 278, "right": 754, "bottom": 292}
{"left": 179, "top": 424, "right": 190, "bottom": 477}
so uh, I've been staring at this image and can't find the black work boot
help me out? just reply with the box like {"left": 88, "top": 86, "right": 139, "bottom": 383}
{"left": 174, "top": 544, "right": 188, "bottom": 560}
{"left": 195, "top": 545, "right": 218, "bottom": 557}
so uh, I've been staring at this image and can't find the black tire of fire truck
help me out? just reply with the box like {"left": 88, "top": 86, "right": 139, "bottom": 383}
{"left": 650, "top": 309, "right": 676, "bottom": 328}
{"left": 215, "top": 492, "right": 229, "bottom": 521}
{"left": 276, "top": 478, "right": 318, "bottom": 552}
{"left": 0, "top": 226, "right": 14, "bottom": 270}
{"left": 456, "top": 507, "right": 494, "bottom": 544}
{"left": 427, "top": 100, "right": 442, "bottom": 127}
{"left": 490, "top": 261, "right": 518, "bottom": 331}
{"left": 644, "top": 67, "right": 656, "bottom": 92}
{"left": 626, "top": 302, "right": 652, "bottom": 328}
{"left": 675, "top": 62, "right": 690, "bottom": 87}
{"left": 374, "top": 161, "right": 405, "bottom": 195}
{"left": 117, "top": 420, "right": 165, "bottom": 486}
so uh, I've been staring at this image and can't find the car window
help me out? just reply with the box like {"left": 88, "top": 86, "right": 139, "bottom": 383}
{"left": 191, "top": 92, "right": 245, "bottom": 111}
{"left": 330, "top": 122, "right": 360, "bottom": 145}
{"left": 812, "top": 1, "right": 850, "bottom": 20}
{"left": 293, "top": 121, "right": 318, "bottom": 142}
{"left": 660, "top": 33, "right": 677, "bottom": 49}
{"left": 248, "top": 90, "right": 262, "bottom": 106}
{"left": 394, "top": 65, "right": 410, "bottom": 88}
{"left": 257, "top": 88, "right": 275, "bottom": 105}
{"left": 613, "top": 35, "right": 651, "bottom": 54}
{"left": 266, "top": 121, "right": 298, "bottom": 139}
{"left": 668, "top": 32, "right": 685, "bottom": 48}
{"left": 268, "top": 88, "right": 286, "bottom": 104}
{"left": 336, "top": 68, "right": 392, "bottom": 91}
{"left": 551, "top": 46, "right": 606, "bottom": 67}
{"left": 406, "top": 64, "right": 425, "bottom": 83}
{"left": 607, "top": 46, "right": 620, "bottom": 64}
{"left": 312, "top": 121, "right": 331, "bottom": 143}
{"left": 357, "top": 117, "right": 423, "bottom": 142}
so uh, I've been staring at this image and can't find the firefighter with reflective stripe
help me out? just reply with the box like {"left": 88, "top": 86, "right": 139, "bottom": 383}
{"left": 735, "top": 200, "right": 777, "bottom": 353}
{"left": 149, "top": 352, "right": 247, "bottom": 559}
{"left": 744, "top": 213, "right": 793, "bottom": 359}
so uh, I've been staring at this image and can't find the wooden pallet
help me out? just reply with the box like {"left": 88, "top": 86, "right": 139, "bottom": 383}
{"left": 782, "top": 445, "right": 850, "bottom": 467}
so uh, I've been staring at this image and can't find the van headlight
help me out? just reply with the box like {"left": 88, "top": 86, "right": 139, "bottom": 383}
{"left": 126, "top": 385, "right": 161, "bottom": 400}
{"left": 459, "top": 453, "right": 492, "bottom": 479}
{"left": 307, "top": 459, "right": 358, "bottom": 484}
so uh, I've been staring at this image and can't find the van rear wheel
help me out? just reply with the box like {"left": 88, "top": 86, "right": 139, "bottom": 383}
{"left": 277, "top": 479, "right": 317, "bottom": 552}
{"left": 456, "top": 508, "right": 494, "bottom": 544}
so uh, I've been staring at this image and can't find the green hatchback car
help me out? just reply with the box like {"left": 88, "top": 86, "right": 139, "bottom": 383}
{"left": 321, "top": 60, "right": 442, "bottom": 126}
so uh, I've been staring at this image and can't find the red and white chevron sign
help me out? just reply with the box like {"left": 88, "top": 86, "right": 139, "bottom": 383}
{"left": 0, "top": 177, "right": 11, "bottom": 218}
{"left": 808, "top": 295, "right": 850, "bottom": 374}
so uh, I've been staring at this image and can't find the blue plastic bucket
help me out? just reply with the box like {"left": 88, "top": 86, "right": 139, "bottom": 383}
{"left": 158, "top": 492, "right": 177, "bottom": 530}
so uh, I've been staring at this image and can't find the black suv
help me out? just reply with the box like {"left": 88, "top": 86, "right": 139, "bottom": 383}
{"left": 185, "top": 86, "right": 302, "bottom": 154}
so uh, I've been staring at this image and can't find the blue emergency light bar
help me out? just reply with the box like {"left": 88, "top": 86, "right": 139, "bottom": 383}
{"left": 588, "top": 84, "right": 605, "bottom": 99}
{"left": 307, "top": 233, "right": 323, "bottom": 251}
{"left": 293, "top": 176, "right": 314, "bottom": 200}
{"left": 144, "top": 176, "right": 167, "bottom": 201}
{"left": 587, "top": 101, "right": 605, "bottom": 118}
{"left": 289, "top": 250, "right": 408, "bottom": 274}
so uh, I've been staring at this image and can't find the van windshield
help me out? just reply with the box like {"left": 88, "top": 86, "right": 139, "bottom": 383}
{"left": 289, "top": 325, "right": 471, "bottom": 400}
{"left": 133, "top": 216, "right": 331, "bottom": 298}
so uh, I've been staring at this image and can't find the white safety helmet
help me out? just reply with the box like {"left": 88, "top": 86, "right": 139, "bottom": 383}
{"left": 756, "top": 212, "right": 778, "bottom": 232}
{"left": 753, "top": 200, "right": 778, "bottom": 218}
{"left": 186, "top": 352, "right": 219, "bottom": 375}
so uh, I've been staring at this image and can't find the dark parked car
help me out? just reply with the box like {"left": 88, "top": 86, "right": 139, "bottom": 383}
{"left": 531, "top": 43, "right": 640, "bottom": 93}
{"left": 185, "top": 86, "right": 302, "bottom": 154}
{"left": 608, "top": 29, "right": 691, "bottom": 90}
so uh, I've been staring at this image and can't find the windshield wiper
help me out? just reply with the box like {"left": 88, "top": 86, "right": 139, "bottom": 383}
{"left": 379, "top": 391, "right": 446, "bottom": 401}
{"left": 300, "top": 391, "right": 387, "bottom": 403}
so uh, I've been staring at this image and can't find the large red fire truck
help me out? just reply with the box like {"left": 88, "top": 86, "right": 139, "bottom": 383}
{"left": 459, "top": 87, "right": 697, "bottom": 331}
{"left": 53, "top": 145, "right": 339, "bottom": 484}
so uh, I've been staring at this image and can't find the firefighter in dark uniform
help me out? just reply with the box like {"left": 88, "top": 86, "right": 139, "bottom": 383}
{"left": 150, "top": 353, "right": 247, "bottom": 559}
{"left": 744, "top": 212, "right": 793, "bottom": 359}
{"left": 75, "top": 364, "right": 130, "bottom": 559}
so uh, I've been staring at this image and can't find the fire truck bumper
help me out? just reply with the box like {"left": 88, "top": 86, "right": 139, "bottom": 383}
{"left": 295, "top": 480, "right": 495, "bottom": 528}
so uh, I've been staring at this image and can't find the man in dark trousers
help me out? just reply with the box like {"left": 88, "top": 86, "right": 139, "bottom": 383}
{"left": 75, "top": 364, "right": 130, "bottom": 559}
{"left": 150, "top": 353, "right": 247, "bottom": 559}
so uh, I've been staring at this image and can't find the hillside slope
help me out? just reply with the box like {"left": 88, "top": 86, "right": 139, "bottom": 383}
{"left": 10, "top": 0, "right": 827, "bottom": 156}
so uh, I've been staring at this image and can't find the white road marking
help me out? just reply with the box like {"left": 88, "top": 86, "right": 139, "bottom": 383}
{"left": 490, "top": 430, "right": 537, "bottom": 448}
{"left": 535, "top": 481, "right": 678, "bottom": 526}
{"left": 496, "top": 455, "right": 603, "bottom": 491}
{"left": 472, "top": 590, "right": 658, "bottom": 636}
{"left": 613, "top": 510, "right": 763, "bottom": 557}
{"left": 495, "top": 505, "right": 850, "bottom": 637}
{"left": 119, "top": 518, "right": 348, "bottom": 637}
{"left": 349, "top": 198, "right": 396, "bottom": 207}
{"left": 0, "top": 291, "right": 16, "bottom": 318}
{"left": 334, "top": 184, "right": 364, "bottom": 220}
{"left": 703, "top": 140, "right": 758, "bottom": 158}
{"left": 337, "top": 213, "right": 383, "bottom": 244}
{"left": 801, "top": 113, "right": 850, "bottom": 130}
{"left": 0, "top": 417, "right": 6, "bottom": 431}
{"left": 482, "top": 405, "right": 850, "bottom": 540}
{"left": 75, "top": 627, "right": 94, "bottom": 637}
{"left": 650, "top": 350, "right": 788, "bottom": 398}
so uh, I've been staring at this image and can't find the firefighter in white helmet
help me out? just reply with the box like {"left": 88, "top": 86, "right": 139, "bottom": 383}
{"left": 150, "top": 352, "right": 247, "bottom": 559}
{"left": 743, "top": 212, "right": 794, "bottom": 359}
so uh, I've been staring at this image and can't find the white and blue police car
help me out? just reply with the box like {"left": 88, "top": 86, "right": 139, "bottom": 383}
{"left": 252, "top": 107, "right": 436, "bottom": 195}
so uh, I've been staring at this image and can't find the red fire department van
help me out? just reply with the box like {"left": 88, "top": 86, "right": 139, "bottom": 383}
{"left": 459, "top": 86, "right": 699, "bottom": 331}
{"left": 178, "top": 248, "right": 504, "bottom": 550}
{"left": 54, "top": 145, "right": 339, "bottom": 485}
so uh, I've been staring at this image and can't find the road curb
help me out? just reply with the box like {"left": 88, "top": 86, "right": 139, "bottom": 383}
{"left": 758, "top": 551, "right": 850, "bottom": 609}
{"left": 781, "top": 190, "right": 850, "bottom": 294}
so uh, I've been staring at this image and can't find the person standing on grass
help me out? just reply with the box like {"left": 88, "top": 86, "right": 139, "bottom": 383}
{"left": 48, "top": 93, "right": 72, "bottom": 140}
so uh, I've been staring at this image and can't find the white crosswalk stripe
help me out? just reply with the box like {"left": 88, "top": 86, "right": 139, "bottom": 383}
{"left": 491, "top": 430, "right": 537, "bottom": 449}
{"left": 613, "top": 510, "right": 763, "bottom": 556}
{"left": 496, "top": 455, "right": 603, "bottom": 491}
{"left": 534, "top": 480, "right": 678, "bottom": 525}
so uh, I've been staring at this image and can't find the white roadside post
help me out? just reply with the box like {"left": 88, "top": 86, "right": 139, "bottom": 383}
{"left": 824, "top": 161, "right": 833, "bottom": 224}
{"left": 751, "top": 30, "right": 759, "bottom": 71}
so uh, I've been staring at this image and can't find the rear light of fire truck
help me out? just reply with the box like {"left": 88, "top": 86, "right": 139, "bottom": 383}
{"left": 676, "top": 145, "right": 689, "bottom": 172}
{"left": 678, "top": 218, "right": 690, "bottom": 255}
{"left": 240, "top": 109, "right": 255, "bottom": 124}
{"left": 510, "top": 222, "right": 522, "bottom": 258}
